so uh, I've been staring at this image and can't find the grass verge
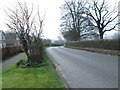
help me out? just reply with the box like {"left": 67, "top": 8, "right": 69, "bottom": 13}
{"left": 2, "top": 52, "right": 64, "bottom": 88}
{"left": 65, "top": 46, "right": 120, "bottom": 56}
{"left": 0, "top": 71, "right": 2, "bottom": 89}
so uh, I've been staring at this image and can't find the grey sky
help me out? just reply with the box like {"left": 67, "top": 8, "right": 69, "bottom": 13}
{"left": 0, "top": 0, "right": 119, "bottom": 40}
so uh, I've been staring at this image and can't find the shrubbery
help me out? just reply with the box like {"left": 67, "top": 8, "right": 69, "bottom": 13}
{"left": 16, "top": 59, "right": 46, "bottom": 68}
{"left": 44, "top": 42, "right": 64, "bottom": 47}
{"left": 51, "top": 43, "right": 64, "bottom": 46}
{"left": 1, "top": 45, "right": 22, "bottom": 60}
{"left": 44, "top": 43, "right": 51, "bottom": 47}
{"left": 65, "top": 39, "right": 120, "bottom": 51}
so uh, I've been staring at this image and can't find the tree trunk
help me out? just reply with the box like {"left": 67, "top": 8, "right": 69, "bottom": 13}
{"left": 100, "top": 33, "right": 104, "bottom": 39}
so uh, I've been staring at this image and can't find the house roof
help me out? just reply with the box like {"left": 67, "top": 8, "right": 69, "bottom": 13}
{"left": 0, "top": 30, "right": 5, "bottom": 36}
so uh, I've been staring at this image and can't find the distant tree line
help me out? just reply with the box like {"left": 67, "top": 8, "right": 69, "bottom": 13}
{"left": 60, "top": 0, "right": 119, "bottom": 41}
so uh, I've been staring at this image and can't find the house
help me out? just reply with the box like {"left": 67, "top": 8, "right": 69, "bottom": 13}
{"left": 5, "top": 32, "right": 20, "bottom": 46}
{"left": 0, "top": 30, "right": 6, "bottom": 47}
{"left": 0, "top": 30, "right": 20, "bottom": 47}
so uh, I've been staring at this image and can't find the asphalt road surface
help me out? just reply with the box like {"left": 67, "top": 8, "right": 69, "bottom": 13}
{"left": 46, "top": 46, "right": 118, "bottom": 88}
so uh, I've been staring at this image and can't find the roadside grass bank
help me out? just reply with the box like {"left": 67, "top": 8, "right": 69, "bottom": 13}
{"left": 0, "top": 71, "right": 2, "bottom": 89}
{"left": 65, "top": 46, "right": 120, "bottom": 56}
{"left": 2, "top": 52, "right": 64, "bottom": 88}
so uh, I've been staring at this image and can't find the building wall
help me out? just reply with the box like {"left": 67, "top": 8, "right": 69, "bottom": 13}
{"left": 0, "top": 30, "right": 6, "bottom": 47}
{"left": 0, "top": 31, "right": 21, "bottom": 47}
{"left": 5, "top": 33, "right": 20, "bottom": 46}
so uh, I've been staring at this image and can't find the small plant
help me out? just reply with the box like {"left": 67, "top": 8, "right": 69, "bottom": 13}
{"left": 16, "top": 58, "right": 47, "bottom": 68}
{"left": 16, "top": 59, "right": 24, "bottom": 67}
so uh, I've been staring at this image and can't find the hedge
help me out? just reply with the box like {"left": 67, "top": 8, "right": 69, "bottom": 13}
{"left": 51, "top": 43, "right": 64, "bottom": 46}
{"left": 0, "top": 45, "right": 22, "bottom": 60}
{"left": 65, "top": 39, "right": 120, "bottom": 51}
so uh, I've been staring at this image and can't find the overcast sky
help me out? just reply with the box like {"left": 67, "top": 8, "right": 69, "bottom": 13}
{"left": 0, "top": 0, "right": 119, "bottom": 40}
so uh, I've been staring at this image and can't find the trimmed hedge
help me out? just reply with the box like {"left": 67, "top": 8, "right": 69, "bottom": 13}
{"left": 0, "top": 45, "right": 22, "bottom": 60}
{"left": 51, "top": 43, "right": 64, "bottom": 46}
{"left": 65, "top": 39, "right": 120, "bottom": 51}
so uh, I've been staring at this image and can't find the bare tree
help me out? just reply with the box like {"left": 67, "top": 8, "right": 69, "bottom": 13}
{"left": 60, "top": 0, "right": 87, "bottom": 41}
{"left": 60, "top": 0, "right": 99, "bottom": 41}
{"left": 6, "top": 2, "right": 45, "bottom": 63}
{"left": 84, "top": 0, "right": 119, "bottom": 39}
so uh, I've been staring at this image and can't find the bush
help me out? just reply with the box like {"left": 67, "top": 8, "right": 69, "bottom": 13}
{"left": 16, "top": 59, "right": 24, "bottom": 66}
{"left": 44, "top": 43, "right": 51, "bottom": 47}
{"left": 16, "top": 58, "right": 46, "bottom": 68}
{"left": 65, "top": 39, "right": 119, "bottom": 51}
{"left": 51, "top": 43, "right": 64, "bottom": 46}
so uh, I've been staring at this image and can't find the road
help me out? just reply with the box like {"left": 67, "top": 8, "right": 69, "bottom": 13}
{"left": 46, "top": 46, "right": 118, "bottom": 88}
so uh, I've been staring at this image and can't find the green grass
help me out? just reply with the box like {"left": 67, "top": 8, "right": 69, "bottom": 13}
{"left": 0, "top": 71, "right": 2, "bottom": 89}
{"left": 2, "top": 52, "right": 64, "bottom": 88}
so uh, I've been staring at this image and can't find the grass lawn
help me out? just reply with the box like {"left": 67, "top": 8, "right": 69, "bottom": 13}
{"left": 0, "top": 71, "right": 2, "bottom": 89}
{"left": 2, "top": 52, "right": 64, "bottom": 88}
